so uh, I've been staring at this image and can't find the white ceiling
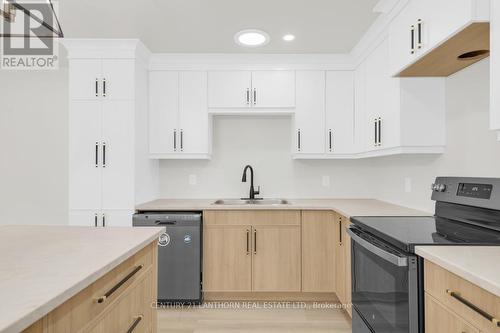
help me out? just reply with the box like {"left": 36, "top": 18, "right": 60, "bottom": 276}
{"left": 59, "top": 0, "right": 381, "bottom": 54}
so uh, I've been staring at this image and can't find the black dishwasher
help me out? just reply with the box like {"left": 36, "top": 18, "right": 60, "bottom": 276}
{"left": 133, "top": 212, "right": 203, "bottom": 305}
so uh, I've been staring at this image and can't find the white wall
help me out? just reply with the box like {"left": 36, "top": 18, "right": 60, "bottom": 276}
{"left": 0, "top": 53, "right": 69, "bottom": 225}
{"left": 159, "top": 116, "right": 376, "bottom": 199}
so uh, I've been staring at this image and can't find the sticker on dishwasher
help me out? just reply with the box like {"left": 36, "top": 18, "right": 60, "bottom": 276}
{"left": 183, "top": 235, "right": 192, "bottom": 245}
{"left": 158, "top": 233, "right": 170, "bottom": 247}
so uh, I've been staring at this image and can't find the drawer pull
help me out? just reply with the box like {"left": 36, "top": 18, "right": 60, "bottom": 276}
{"left": 126, "top": 314, "right": 143, "bottom": 333}
{"left": 446, "top": 289, "right": 500, "bottom": 327}
{"left": 97, "top": 265, "right": 143, "bottom": 303}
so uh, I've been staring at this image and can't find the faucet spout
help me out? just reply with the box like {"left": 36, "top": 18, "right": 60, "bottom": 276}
{"left": 241, "top": 165, "right": 260, "bottom": 199}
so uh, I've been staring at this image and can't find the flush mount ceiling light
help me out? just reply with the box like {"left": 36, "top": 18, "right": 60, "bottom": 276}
{"left": 283, "top": 34, "right": 295, "bottom": 42}
{"left": 234, "top": 29, "right": 270, "bottom": 47}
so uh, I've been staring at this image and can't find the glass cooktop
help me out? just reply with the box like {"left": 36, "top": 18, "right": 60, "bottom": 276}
{"left": 350, "top": 216, "right": 500, "bottom": 252}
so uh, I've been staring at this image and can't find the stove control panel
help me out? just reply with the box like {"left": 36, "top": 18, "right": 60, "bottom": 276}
{"left": 432, "top": 177, "right": 500, "bottom": 210}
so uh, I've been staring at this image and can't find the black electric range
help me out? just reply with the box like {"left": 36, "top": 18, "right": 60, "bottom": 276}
{"left": 348, "top": 177, "right": 500, "bottom": 333}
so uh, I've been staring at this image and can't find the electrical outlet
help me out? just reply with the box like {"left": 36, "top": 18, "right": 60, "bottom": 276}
{"left": 189, "top": 174, "right": 197, "bottom": 186}
{"left": 322, "top": 175, "right": 330, "bottom": 188}
{"left": 404, "top": 177, "right": 412, "bottom": 193}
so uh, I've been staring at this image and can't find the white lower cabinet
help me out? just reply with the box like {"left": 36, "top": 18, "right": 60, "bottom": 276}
{"left": 149, "top": 71, "right": 211, "bottom": 158}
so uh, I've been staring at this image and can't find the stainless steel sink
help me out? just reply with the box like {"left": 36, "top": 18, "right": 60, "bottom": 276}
{"left": 213, "top": 199, "right": 290, "bottom": 206}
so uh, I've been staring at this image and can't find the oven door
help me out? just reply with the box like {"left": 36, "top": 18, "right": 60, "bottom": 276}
{"left": 348, "top": 227, "right": 419, "bottom": 333}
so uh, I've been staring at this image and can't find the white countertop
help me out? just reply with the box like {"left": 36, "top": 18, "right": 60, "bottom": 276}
{"left": 136, "top": 198, "right": 429, "bottom": 218}
{"left": 415, "top": 246, "right": 500, "bottom": 297}
{"left": 0, "top": 226, "right": 164, "bottom": 333}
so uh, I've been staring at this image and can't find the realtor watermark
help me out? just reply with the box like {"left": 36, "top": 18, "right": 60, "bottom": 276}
{"left": 1, "top": 0, "right": 60, "bottom": 70}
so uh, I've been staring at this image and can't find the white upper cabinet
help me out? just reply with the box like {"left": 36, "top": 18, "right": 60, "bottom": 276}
{"left": 101, "top": 59, "right": 135, "bottom": 100}
{"left": 208, "top": 71, "right": 252, "bottom": 108}
{"left": 389, "top": 0, "right": 490, "bottom": 76}
{"left": 149, "top": 71, "right": 211, "bottom": 158}
{"left": 69, "top": 59, "right": 135, "bottom": 100}
{"left": 491, "top": 0, "right": 500, "bottom": 140}
{"left": 362, "top": 37, "right": 446, "bottom": 154}
{"left": 179, "top": 71, "right": 210, "bottom": 154}
{"left": 208, "top": 70, "right": 295, "bottom": 109}
{"left": 251, "top": 71, "right": 295, "bottom": 108}
{"left": 294, "top": 71, "right": 325, "bottom": 155}
{"left": 149, "top": 71, "right": 179, "bottom": 155}
{"left": 325, "top": 71, "right": 355, "bottom": 155}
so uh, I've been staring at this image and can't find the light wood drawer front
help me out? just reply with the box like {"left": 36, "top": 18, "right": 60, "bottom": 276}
{"left": 47, "top": 244, "right": 154, "bottom": 333}
{"left": 204, "top": 210, "right": 301, "bottom": 226}
{"left": 87, "top": 268, "right": 153, "bottom": 333}
{"left": 425, "top": 293, "right": 479, "bottom": 333}
{"left": 425, "top": 260, "right": 500, "bottom": 333}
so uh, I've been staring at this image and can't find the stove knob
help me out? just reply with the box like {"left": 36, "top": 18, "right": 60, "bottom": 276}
{"left": 431, "top": 183, "right": 437, "bottom": 191}
{"left": 438, "top": 184, "right": 447, "bottom": 192}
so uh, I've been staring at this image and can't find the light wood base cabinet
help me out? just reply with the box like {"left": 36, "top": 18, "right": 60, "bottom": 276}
{"left": 424, "top": 260, "right": 500, "bottom": 333}
{"left": 203, "top": 209, "right": 353, "bottom": 317}
{"left": 301, "top": 211, "right": 336, "bottom": 292}
{"left": 22, "top": 243, "right": 157, "bottom": 333}
{"left": 203, "top": 211, "right": 301, "bottom": 293}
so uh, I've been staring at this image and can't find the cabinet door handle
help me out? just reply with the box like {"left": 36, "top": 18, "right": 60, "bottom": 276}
{"left": 126, "top": 315, "right": 144, "bottom": 333}
{"left": 94, "top": 213, "right": 98, "bottom": 227}
{"left": 374, "top": 119, "right": 378, "bottom": 146}
{"left": 246, "top": 88, "right": 250, "bottom": 105}
{"left": 297, "top": 129, "right": 301, "bottom": 151}
{"left": 102, "top": 78, "right": 106, "bottom": 97}
{"left": 102, "top": 142, "right": 106, "bottom": 167}
{"left": 446, "top": 290, "right": 500, "bottom": 327}
{"left": 329, "top": 129, "right": 333, "bottom": 152}
{"left": 253, "top": 88, "right": 257, "bottom": 105}
{"left": 102, "top": 214, "right": 106, "bottom": 227}
{"left": 253, "top": 229, "right": 257, "bottom": 254}
{"left": 246, "top": 229, "right": 250, "bottom": 255}
{"left": 95, "top": 142, "right": 99, "bottom": 167}
{"left": 377, "top": 118, "right": 382, "bottom": 146}
{"left": 180, "top": 129, "right": 184, "bottom": 151}
{"left": 173, "top": 130, "right": 177, "bottom": 151}
{"left": 95, "top": 79, "right": 99, "bottom": 97}
{"left": 417, "top": 19, "right": 422, "bottom": 49}
{"left": 410, "top": 25, "right": 415, "bottom": 54}
{"left": 96, "top": 265, "right": 144, "bottom": 303}
{"left": 339, "top": 218, "right": 343, "bottom": 244}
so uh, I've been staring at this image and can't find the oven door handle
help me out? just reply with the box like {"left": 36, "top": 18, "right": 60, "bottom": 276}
{"left": 348, "top": 228, "right": 408, "bottom": 267}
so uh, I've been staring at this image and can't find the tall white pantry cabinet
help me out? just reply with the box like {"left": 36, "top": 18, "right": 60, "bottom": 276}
{"left": 64, "top": 40, "right": 159, "bottom": 227}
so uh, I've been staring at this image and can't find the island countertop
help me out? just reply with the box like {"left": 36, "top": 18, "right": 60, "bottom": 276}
{"left": 0, "top": 225, "right": 164, "bottom": 333}
{"left": 136, "top": 198, "right": 429, "bottom": 218}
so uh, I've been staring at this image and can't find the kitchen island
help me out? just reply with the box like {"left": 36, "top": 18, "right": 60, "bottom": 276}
{"left": 0, "top": 226, "right": 164, "bottom": 333}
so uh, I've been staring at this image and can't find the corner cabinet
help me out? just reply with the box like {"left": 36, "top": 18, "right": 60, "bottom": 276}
{"left": 64, "top": 39, "right": 159, "bottom": 227}
{"left": 149, "top": 71, "right": 212, "bottom": 159}
{"left": 389, "top": 0, "right": 490, "bottom": 77}
{"left": 361, "top": 37, "right": 446, "bottom": 155}
{"left": 208, "top": 70, "right": 295, "bottom": 110}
